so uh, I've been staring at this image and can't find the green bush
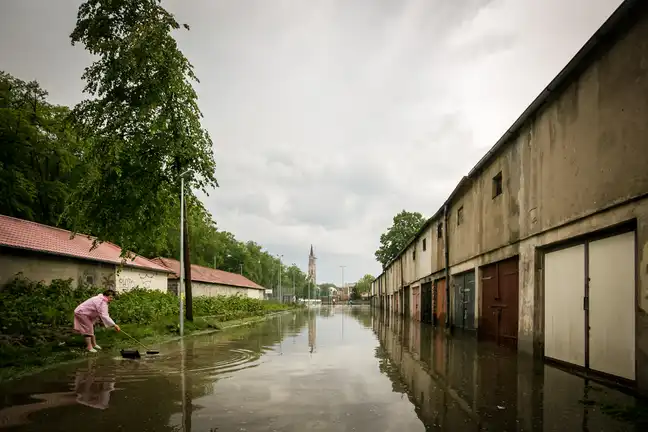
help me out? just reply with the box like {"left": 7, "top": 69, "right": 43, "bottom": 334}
{"left": 0, "top": 277, "right": 293, "bottom": 344}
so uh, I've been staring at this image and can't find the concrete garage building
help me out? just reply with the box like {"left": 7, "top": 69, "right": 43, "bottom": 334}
{"left": 373, "top": 0, "right": 648, "bottom": 394}
{"left": 152, "top": 257, "right": 265, "bottom": 299}
{"left": 0, "top": 215, "right": 171, "bottom": 291}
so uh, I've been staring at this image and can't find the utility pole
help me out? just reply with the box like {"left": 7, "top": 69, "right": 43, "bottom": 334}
{"left": 240, "top": 263, "right": 243, "bottom": 275}
{"left": 340, "top": 265, "right": 346, "bottom": 302}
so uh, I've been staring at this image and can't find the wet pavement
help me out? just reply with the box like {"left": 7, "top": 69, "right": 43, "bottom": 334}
{"left": 0, "top": 307, "right": 646, "bottom": 431}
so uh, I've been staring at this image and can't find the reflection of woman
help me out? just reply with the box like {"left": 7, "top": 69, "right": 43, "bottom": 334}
{"left": 74, "top": 359, "right": 116, "bottom": 410}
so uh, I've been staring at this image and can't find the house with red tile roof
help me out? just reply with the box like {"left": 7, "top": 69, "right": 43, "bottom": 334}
{"left": 0, "top": 214, "right": 171, "bottom": 291}
{"left": 151, "top": 257, "right": 265, "bottom": 299}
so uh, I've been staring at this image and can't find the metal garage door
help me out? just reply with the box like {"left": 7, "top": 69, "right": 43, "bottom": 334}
{"left": 543, "top": 231, "right": 635, "bottom": 380}
{"left": 544, "top": 244, "right": 586, "bottom": 367}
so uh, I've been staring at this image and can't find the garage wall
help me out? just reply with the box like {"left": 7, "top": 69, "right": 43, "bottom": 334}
{"left": 0, "top": 248, "right": 115, "bottom": 289}
{"left": 115, "top": 267, "right": 168, "bottom": 292}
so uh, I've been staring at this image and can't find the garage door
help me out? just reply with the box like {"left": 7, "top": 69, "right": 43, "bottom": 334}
{"left": 543, "top": 231, "right": 635, "bottom": 381}
{"left": 544, "top": 244, "right": 586, "bottom": 367}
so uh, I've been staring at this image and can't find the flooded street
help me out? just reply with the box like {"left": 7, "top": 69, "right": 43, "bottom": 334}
{"left": 1, "top": 307, "right": 646, "bottom": 431}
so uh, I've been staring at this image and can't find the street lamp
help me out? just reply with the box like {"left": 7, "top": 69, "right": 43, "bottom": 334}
{"left": 178, "top": 168, "right": 192, "bottom": 337}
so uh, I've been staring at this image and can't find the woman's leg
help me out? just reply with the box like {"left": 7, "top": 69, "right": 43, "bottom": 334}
{"left": 91, "top": 335, "right": 97, "bottom": 347}
{"left": 84, "top": 335, "right": 93, "bottom": 350}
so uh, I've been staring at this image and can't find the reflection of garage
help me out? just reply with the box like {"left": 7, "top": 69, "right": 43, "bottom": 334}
{"left": 421, "top": 282, "right": 433, "bottom": 324}
{"left": 433, "top": 278, "right": 447, "bottom": 326}
{"left": 452, "top": 271, "right": 476, "bottom": 330}
{"left": 544, "top": 230, "right": 635, "bottom": 381}
{"left": 479, "top": 257, "right": 519, "bottom": 345}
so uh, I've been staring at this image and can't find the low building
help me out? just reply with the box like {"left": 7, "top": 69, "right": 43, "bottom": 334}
{"left": 151, "top": 257, "right": 265, "bottom": 299}
{"left": 0, "top": 215, "right": 171, "bottom": 291}
{"left": 374, "top": 0, "right": 648, "bottom": 394}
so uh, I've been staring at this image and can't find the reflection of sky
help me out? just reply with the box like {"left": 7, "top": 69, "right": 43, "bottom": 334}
{"left": 188, "top": 308, "right": 424, "bottom": 431}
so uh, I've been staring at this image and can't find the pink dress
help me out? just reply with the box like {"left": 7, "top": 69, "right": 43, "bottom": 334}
{"left": 73, "top": 294, "right": 116, "bottom": 336}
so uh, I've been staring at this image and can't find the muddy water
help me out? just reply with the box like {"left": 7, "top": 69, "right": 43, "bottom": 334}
{"left": 0, "top": 307, "right": 645, "bottom": 431}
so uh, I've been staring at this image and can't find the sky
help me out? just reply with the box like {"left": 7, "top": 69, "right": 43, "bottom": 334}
{"left": 0, "top": 0, "right": 623, "bottom": 284}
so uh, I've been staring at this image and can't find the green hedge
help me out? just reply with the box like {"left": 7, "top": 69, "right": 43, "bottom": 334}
{"left": 0, "top": 276, "right": 290, "bottom": 343}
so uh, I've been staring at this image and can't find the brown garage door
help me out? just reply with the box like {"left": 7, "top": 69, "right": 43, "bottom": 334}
{"left": 479, "top": 257, "right": 519, "bottom": 346}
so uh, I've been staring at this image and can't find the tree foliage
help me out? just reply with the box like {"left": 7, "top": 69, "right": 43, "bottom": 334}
{"left": 375, "top": 210, "right": 426, "bottom": 268}
{"left": 66, "top": 0, "right": 217, "bottom": 254}
{"left": 0, "top": 72, "right": 86, "bottom": 227}
{"left": 354, "top": 274, "right": 374, "bottom": 294}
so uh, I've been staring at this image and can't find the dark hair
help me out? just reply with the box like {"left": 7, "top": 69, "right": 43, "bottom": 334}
{"left": 103, "top": 289, "right": 117, "bottom": 297}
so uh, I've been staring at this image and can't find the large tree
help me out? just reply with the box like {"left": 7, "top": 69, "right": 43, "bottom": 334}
{"left": 0, "top": 72, "right": 86, "bottom": 228}
{"left": 68, "top": 0, "right": 217, "bottom": 319}
{"left": 354, "top": 274, "right": 374, "bottom": 294}
{"left": 375, "top": 210, "right": 425, "bottom": 268}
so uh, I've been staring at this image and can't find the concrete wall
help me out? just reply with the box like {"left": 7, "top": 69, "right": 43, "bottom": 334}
{"left": 115, "top": 267, "right": 168, "bottom": 293}
{"left": 375, "top": 3, "right": 648, "bottom": 392}
{"left": 0, "top": 248, "right": 115, "bottom": 289}
{"left": 169, "top": 279, "right": 264, "bottom": 299}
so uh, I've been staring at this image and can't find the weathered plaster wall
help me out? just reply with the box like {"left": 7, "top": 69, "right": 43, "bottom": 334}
{"left": 174, "top": 280, "right": 264, "bottom": 299}
{"left": 0, "top": 248, "right": 115, "bottom": 289}
{"left": 115, "top": 267, "right": 168, "bottom": 292}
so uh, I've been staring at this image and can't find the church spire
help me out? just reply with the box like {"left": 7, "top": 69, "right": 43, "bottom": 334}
{"left": 309, "top": 244, "right": 314, "bottom": 257}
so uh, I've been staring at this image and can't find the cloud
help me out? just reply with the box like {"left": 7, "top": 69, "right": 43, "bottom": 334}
{"left": 0, "top": 0, "right": 623, "bottom": 282}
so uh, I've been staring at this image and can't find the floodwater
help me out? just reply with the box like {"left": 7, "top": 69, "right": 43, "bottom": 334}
{"left": 0, "top": 307, "right": 645, "bottom": 431}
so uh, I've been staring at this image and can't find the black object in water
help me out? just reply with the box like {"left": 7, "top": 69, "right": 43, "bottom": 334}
{"left": 121, "top": 349, "right": 141, "bottom": 359}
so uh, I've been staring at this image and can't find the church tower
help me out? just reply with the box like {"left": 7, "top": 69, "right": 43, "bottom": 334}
{"left": 308, "top": 245, "right": 316, "bottom": 284}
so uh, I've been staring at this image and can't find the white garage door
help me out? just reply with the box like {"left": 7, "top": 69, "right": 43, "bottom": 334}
{"left": 544, "top": 244, "right": 586, "bottom": 366}
{"left": 589, "top": 231, "right": 635, "bottom": 380}
{"left": 543, "top": 231, "right": 635, "bottom": 381}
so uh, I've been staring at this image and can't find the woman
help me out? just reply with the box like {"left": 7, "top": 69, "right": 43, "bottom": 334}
{"left": 74, "top": 289, "right": 121, "bottom": 352}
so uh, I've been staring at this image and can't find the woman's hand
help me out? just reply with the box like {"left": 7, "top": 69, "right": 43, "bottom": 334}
{"left": 114, "top": 324, "right": 121, "bottom": 332}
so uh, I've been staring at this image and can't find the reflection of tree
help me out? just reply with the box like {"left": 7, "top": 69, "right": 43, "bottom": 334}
{"left": 374, "top": 345, "right": 407, "bottom": 394}
{"left": 348, "top": 306, "right": 373, "bottom": 328}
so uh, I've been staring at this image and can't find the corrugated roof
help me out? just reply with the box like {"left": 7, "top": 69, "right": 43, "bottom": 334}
{"left": 0, "top": 214, "right": 171, "bottom": 273}
{"left": 151, "top": 257, "right": 265, "bottom": 290}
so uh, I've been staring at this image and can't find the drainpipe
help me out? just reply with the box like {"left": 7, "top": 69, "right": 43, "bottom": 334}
{"left": 444, "top": 203, "right": 451, "bottom": 329}
{"left": 400, "top": 255, "right": 404, "bottom": 317}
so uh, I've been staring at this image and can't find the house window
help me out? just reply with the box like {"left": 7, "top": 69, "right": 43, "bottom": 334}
{"left": 422, "top": 238, "right": 427, "bottom": 251}
{"left": 457, "top": 206, "right": 464, "bottom": 225}
{"left": 84, "top": 274, "right": 94, "bottom": 286}
{"left": 493, "top": 171, "right": 503, "bottom": 198}
{"left": 437, "top": 223, "right": 443, "bottom": 239}
{"left": 413, "top": 250, "right": 416, "bottom": 261}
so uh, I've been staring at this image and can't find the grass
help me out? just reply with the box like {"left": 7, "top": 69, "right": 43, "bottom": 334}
{"left": 0, "top": 277, "right": 300, "bottom": 381}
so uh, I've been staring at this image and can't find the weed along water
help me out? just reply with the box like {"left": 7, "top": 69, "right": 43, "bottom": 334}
{"left": 0, "top": 307, "right": 646, "bottom": 431}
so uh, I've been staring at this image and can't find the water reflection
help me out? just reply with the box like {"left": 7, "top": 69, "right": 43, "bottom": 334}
{"left": 0, "top": 312, "right": 309, "bottom": 431}
{"left": 73, "top": 358, "right": 116, "bottom": 410}
{"left": 2, "top": 308, "right": 645, "bottom": 431}
{"left": 372, "top": 311, "right": 646, "bottom": 431}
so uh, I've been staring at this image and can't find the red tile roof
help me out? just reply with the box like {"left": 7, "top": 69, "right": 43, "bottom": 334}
{"left": 0, "top": 215, "right": 171, "bottom": 273}
{"left": 151, "top": 257, "right": 265, "bottom": 290}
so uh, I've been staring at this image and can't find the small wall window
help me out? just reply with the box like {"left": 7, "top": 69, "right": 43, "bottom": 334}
{"left": 412, "top": 250, "right": 416, "bottom": 261}
{"left": 437, "top": 223, "right": 443, "bottom": 239}
{"left": 422, "top": 238, "right": 427, "bottom": 251}
{"left": 457, "top": 206, "right": 464, "bottom": 226}
{"left": 492, "top": 171, "right": 503, "bottom": 198}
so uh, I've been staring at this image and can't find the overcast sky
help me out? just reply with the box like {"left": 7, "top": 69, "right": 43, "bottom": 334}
{"left": 0, "top": 0, "right": 623, "bottom": 284}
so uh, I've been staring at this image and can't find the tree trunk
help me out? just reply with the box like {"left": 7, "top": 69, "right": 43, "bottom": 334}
{"left": 183, "top": 199, "right": 193, "bottom": 321}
